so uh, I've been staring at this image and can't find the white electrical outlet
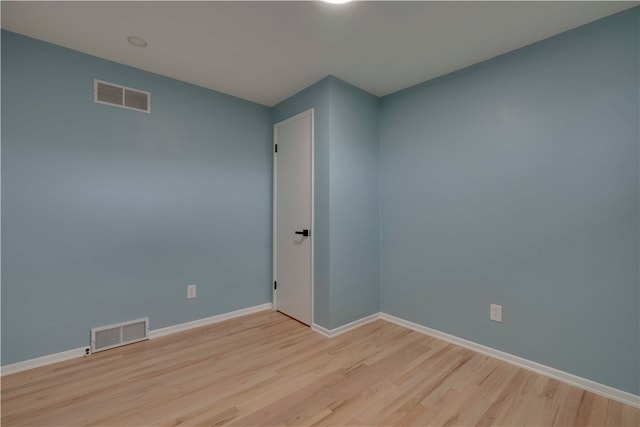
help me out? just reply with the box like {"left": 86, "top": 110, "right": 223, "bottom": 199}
{"left": 187, "top": 284, "right": 197, "bottom": 299}
{"left": 490, "top": 304, "right": 502, "bottom": 322}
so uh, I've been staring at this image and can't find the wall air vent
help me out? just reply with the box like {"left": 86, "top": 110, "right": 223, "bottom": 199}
{"left": 91, "top": 317, "right": 149, "bottom": 353}
{"left": 94, "top": 80, "right": 150, "bottom": 113}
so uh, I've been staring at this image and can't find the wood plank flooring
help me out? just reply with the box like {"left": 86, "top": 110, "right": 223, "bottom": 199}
{"left": 2, "top": 311, "right": 638, "bottom": 426}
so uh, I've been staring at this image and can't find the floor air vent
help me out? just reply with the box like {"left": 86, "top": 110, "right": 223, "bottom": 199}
{"left": 91, "top": 318, "right": 149, "bottom": 353}
{"left": 94, "top": 79, "right": 150, "bottom": 113}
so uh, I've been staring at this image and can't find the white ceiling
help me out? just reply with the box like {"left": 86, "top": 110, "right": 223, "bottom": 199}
{"left": 1, "top": 1, "right": 636, "bottom": 106}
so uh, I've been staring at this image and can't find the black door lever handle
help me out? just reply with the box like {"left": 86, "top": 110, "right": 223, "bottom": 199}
{"left": 294, "top": 229, "right": 310, "bottom": 237}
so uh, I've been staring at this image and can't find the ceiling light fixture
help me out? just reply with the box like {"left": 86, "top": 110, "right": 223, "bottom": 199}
{"left": 323, "top": 0, "right": 352, "bottom": 4}
{"left": 127, "top": 36, "right": 148, "bottom": 48}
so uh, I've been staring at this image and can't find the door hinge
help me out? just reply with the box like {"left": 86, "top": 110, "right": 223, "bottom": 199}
{"left": 275, "top": 144, "right": 278, "bottom": 153}
{"left": 274, "top": 281, "right": 277, "bottom": 290}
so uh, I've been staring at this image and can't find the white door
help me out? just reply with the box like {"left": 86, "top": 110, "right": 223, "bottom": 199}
{"left": 274, "top": 109, "right": 313, "bottom": 325}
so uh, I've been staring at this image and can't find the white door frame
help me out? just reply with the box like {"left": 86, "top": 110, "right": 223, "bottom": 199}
{"left": 272, "top": 108, "right": 314, "bottom": 326}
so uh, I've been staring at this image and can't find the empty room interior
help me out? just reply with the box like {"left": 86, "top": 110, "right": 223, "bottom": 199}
{"left": 1, "top": 1, "right": 639, "bottom": 425}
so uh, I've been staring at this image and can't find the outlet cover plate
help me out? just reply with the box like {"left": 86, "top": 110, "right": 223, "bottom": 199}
{"left": 490, "top": 304, "right": 502, "bottom": 322}
{"left": 187, "top": 284, "right": 197, "bottom": 299}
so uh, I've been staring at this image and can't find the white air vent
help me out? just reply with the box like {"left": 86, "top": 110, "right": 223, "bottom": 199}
{"left": 91, "top": 317, "right": 149, "bottom": 353}
{"left": 94, "top": 80, "right": 150, "bottom": 113}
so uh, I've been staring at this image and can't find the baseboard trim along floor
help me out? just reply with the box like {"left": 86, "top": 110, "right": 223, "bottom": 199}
{"left": 311, "top": 311, "right": 639, "bottom": 408}
{"left": 148, "top": 303, "right": 273, "bottom": 339}
{"left": 311, "top": 312, "right": 380, "bottom": 338}
{"left": 1, "top": 303, "right": 273, "bottom": 376}
{"left": 2, "top": 305, "right": 637, "bottom": 408}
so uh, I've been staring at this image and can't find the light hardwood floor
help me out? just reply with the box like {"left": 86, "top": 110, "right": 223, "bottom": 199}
{"left": 1, "top": 311, "right": 638, "bottom": 426}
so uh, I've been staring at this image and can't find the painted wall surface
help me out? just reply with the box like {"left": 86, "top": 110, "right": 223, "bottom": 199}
{"left": 328, "top": 78, "right": 380, "bottom": 328}
{"left": 272, "top": 77, "right": 380, "bottom": 329}
{"left": 379, "top": 8, "right": 639, "bottom": 394}
{"left": 1, "top": 31, "right": 273, "bottom": 364}
{"left": 272, "top": 77, "right": 332, "bottom": 327}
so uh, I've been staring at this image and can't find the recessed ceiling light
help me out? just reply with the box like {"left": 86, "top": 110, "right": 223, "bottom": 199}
{"left": 323, "top": 0, "right": 352, "bottom": 4}
{"left": 127, "top": 36, "right": 148, "bottom": 48}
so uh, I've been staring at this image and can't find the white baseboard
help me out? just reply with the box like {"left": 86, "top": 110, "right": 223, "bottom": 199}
{"left": 3, "top": 305, "right": 637, "bottom": 408}
{"left": 1, "top": 303, "right": 274, "bottom": 377}
{"left": 311, "top": 312, "right": 381, "bottom": 338}
{"left": 1, "top": 347, "right": 89, "bottom": 376}
{"left": 149, "top": 303, "right": 273, "bottom": 339}
{"left": 379, "top": 313, "right": 640, "bottom": 409}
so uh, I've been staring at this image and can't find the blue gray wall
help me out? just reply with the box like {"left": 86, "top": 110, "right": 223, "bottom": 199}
{"left": 272, "top": 76, "right": 380, "bottom": 329}
{"left": 379, "top": 8, "right": 639, "bottom": 394}
{"left": 328, "top": 78, "right": 379, "bottom": 328}
{"left": 1, "top": 31, "right": 273, "bottom": 364}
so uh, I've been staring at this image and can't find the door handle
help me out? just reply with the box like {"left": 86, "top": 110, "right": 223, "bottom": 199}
{"left": 294, "top": 229, "right": 310, "bottom": 237}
